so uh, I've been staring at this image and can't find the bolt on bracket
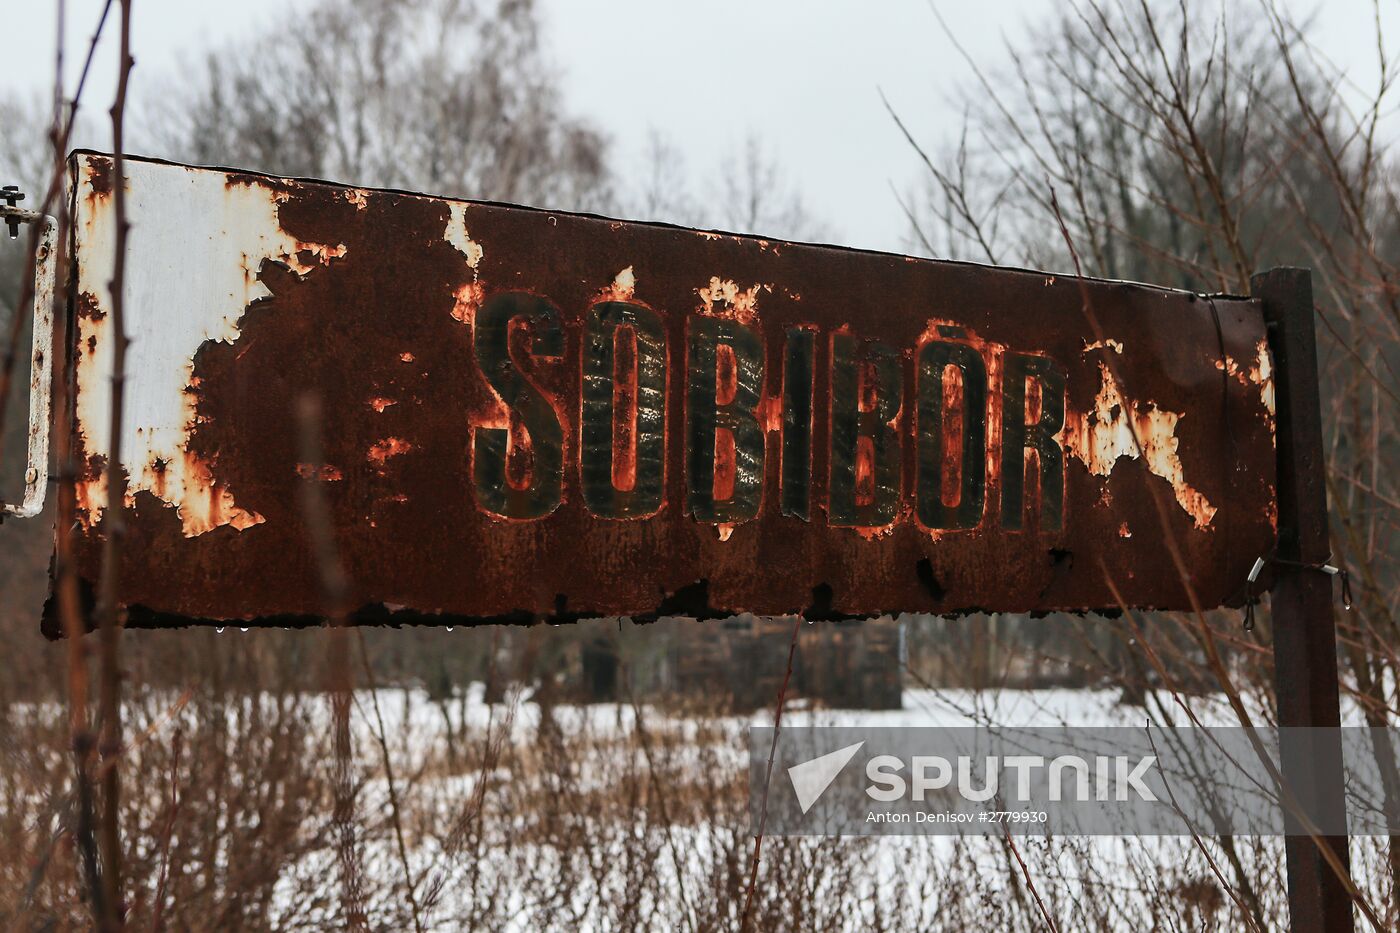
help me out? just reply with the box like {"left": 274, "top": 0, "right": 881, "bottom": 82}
{"left": 1, "top": 192, "right": 57, "bottom": 519}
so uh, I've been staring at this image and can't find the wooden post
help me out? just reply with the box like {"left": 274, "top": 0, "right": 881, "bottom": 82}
{"left": 1252, "top": 268, "right": 1354, "bottom": 933}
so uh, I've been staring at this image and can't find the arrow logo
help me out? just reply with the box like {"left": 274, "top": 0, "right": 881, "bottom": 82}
{"left": 787, "top": 741, "right": 865, "bottom": 814}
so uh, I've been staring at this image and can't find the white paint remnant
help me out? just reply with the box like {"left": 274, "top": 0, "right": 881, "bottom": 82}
{"left": 1083, "top": 338, "right": 1124, "bottom": 354}
{"left": 444, "top": 202, "right": 484, "bottom": 270}
{"left": 612, "top": 266, "right": 636, "bottom": 300}
{"left": 445, "top": 203, "right": 486, "bottom": 324}
{"left": 1249, "top": 338, "right": 1275, "bottom": 432}
{"left": 596, "top": 266, "right": 636, "bottom": 303}
{"left": 1062, "top": 362, "right": 1218, "bottom": 530}
{"left": 1215, "top": 338, "right": 1276, "bottom": 438}
{"left": 75, "top": 156, "right": 346, "bottom": 535}
{"left": 697, "top": 277, "right": 770, "bottom": 325}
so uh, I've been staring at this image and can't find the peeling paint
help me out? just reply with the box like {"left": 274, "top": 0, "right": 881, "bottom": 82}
{"left": 853, "top": 523, "right": 900, "bottom": 542}
{"left": 73, "top": 156, "right": 341, "bottom": 535}
{"left": 596, "top": 266, "right": 637, "bottom": 303}
{"left": 444, "top": 203, "right": 485, "bottom": 269}
{"left": 1083, "top": 338, "right": 1124, "bottom": 354}
{"left": 368, "top": 396, "right": 398, "bottom": 412}
{"left": 1215, "top": 337, "right": 1276, "bottom": 437}
{"left": 445, "top": 203, "right": 486, "bottom": 325}
{"left": 1061, "top": 362, "right": 1217, "bottom": 530}
{"left": 1249, "top": 338, "right": 1276, "bottom": 434}
{"left": 697, "top": 277, "right": 770, "bottom": 325}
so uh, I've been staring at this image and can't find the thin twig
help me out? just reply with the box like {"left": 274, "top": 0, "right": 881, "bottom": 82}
{"left": 354, "top": 629, "right": 426, "bottom": 933}
{"left": 1000, "top": 825, "right": 1060, "bottom": 932}
{"left": 94, "top": 3, "right": 134, "bottom": 926}
{"left": 150, "top": 729, "right": 183, "bottom": 933}
{"left": 739, "top": 615, "right": 801, "bottom": 932}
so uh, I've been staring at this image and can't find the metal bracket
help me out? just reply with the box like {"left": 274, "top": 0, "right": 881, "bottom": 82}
{"left": 1, "top": 195, "right": 57, "bottom": 519}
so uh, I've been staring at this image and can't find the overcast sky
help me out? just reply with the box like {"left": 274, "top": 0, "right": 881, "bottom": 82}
{"left": 6, "top": 0, "right": 1390, "bottom": 253}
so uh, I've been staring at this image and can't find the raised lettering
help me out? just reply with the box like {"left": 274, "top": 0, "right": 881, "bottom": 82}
{"left": 829, "top": 333, "right": 902, "bottom": 527}
{"left": 581, "top": 301, "right": 667, "bottom": 518}
{"left": 687, "top": 316, "right": 766, "bottom": 522}
{"left": 1001, "top": 352, "right": 1066, "bottom": 531}
{"left": 917, "top": 339, "right": 988, "bottom": 529}
{"left": 473, "top": 292, "right": 565, "bottom": 519}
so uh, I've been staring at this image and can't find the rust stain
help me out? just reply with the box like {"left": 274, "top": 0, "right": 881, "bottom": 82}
{"left": 450, "top": 281, "right": 486, "bottom": 324}
{"left": 171, "top": 450, "right": 265, "bottom": 535}
{"left": 368, "top": 396, "right": 398, "bottom": 412}
{"left": 367, "top": 437, "right": 414, "bottom": 467}
{"left": 1061, "top": 361, "right": 1217, "bottom": 530}
{"left": 296, "top": 463, "right": 344, "bottom": 481}
{"left": 76, "top": 290, "right": 106, "bottom": 321}
{"left": 611, "top": 324, "right": 639, "bottom": 493}
{"left": 759, "top": 393, "right": 783, "bottom": 434}
{"left": 84, "top": 156, "right": 113, "bottom": 203}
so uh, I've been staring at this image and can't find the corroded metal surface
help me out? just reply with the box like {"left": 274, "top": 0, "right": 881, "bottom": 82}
{"left": 51, "top": 151, "right": 1278, "bottom": 630}
{"left": 1, "top": 203, "right": 56, "bottom": 519}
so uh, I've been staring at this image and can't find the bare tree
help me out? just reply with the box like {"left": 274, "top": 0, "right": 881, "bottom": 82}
{"left": 146, "top": 0, "right": 612, "bottom": 211}
{"left": 627, "top": 129, "right": 828, "bottom": 242}
{"left": 901, "top": 0, "right": 1400, "bottom": 922}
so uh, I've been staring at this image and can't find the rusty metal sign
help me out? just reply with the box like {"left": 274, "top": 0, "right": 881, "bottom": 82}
{"left": 47, "top": 151, "right": 1277, "bottom": 629}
